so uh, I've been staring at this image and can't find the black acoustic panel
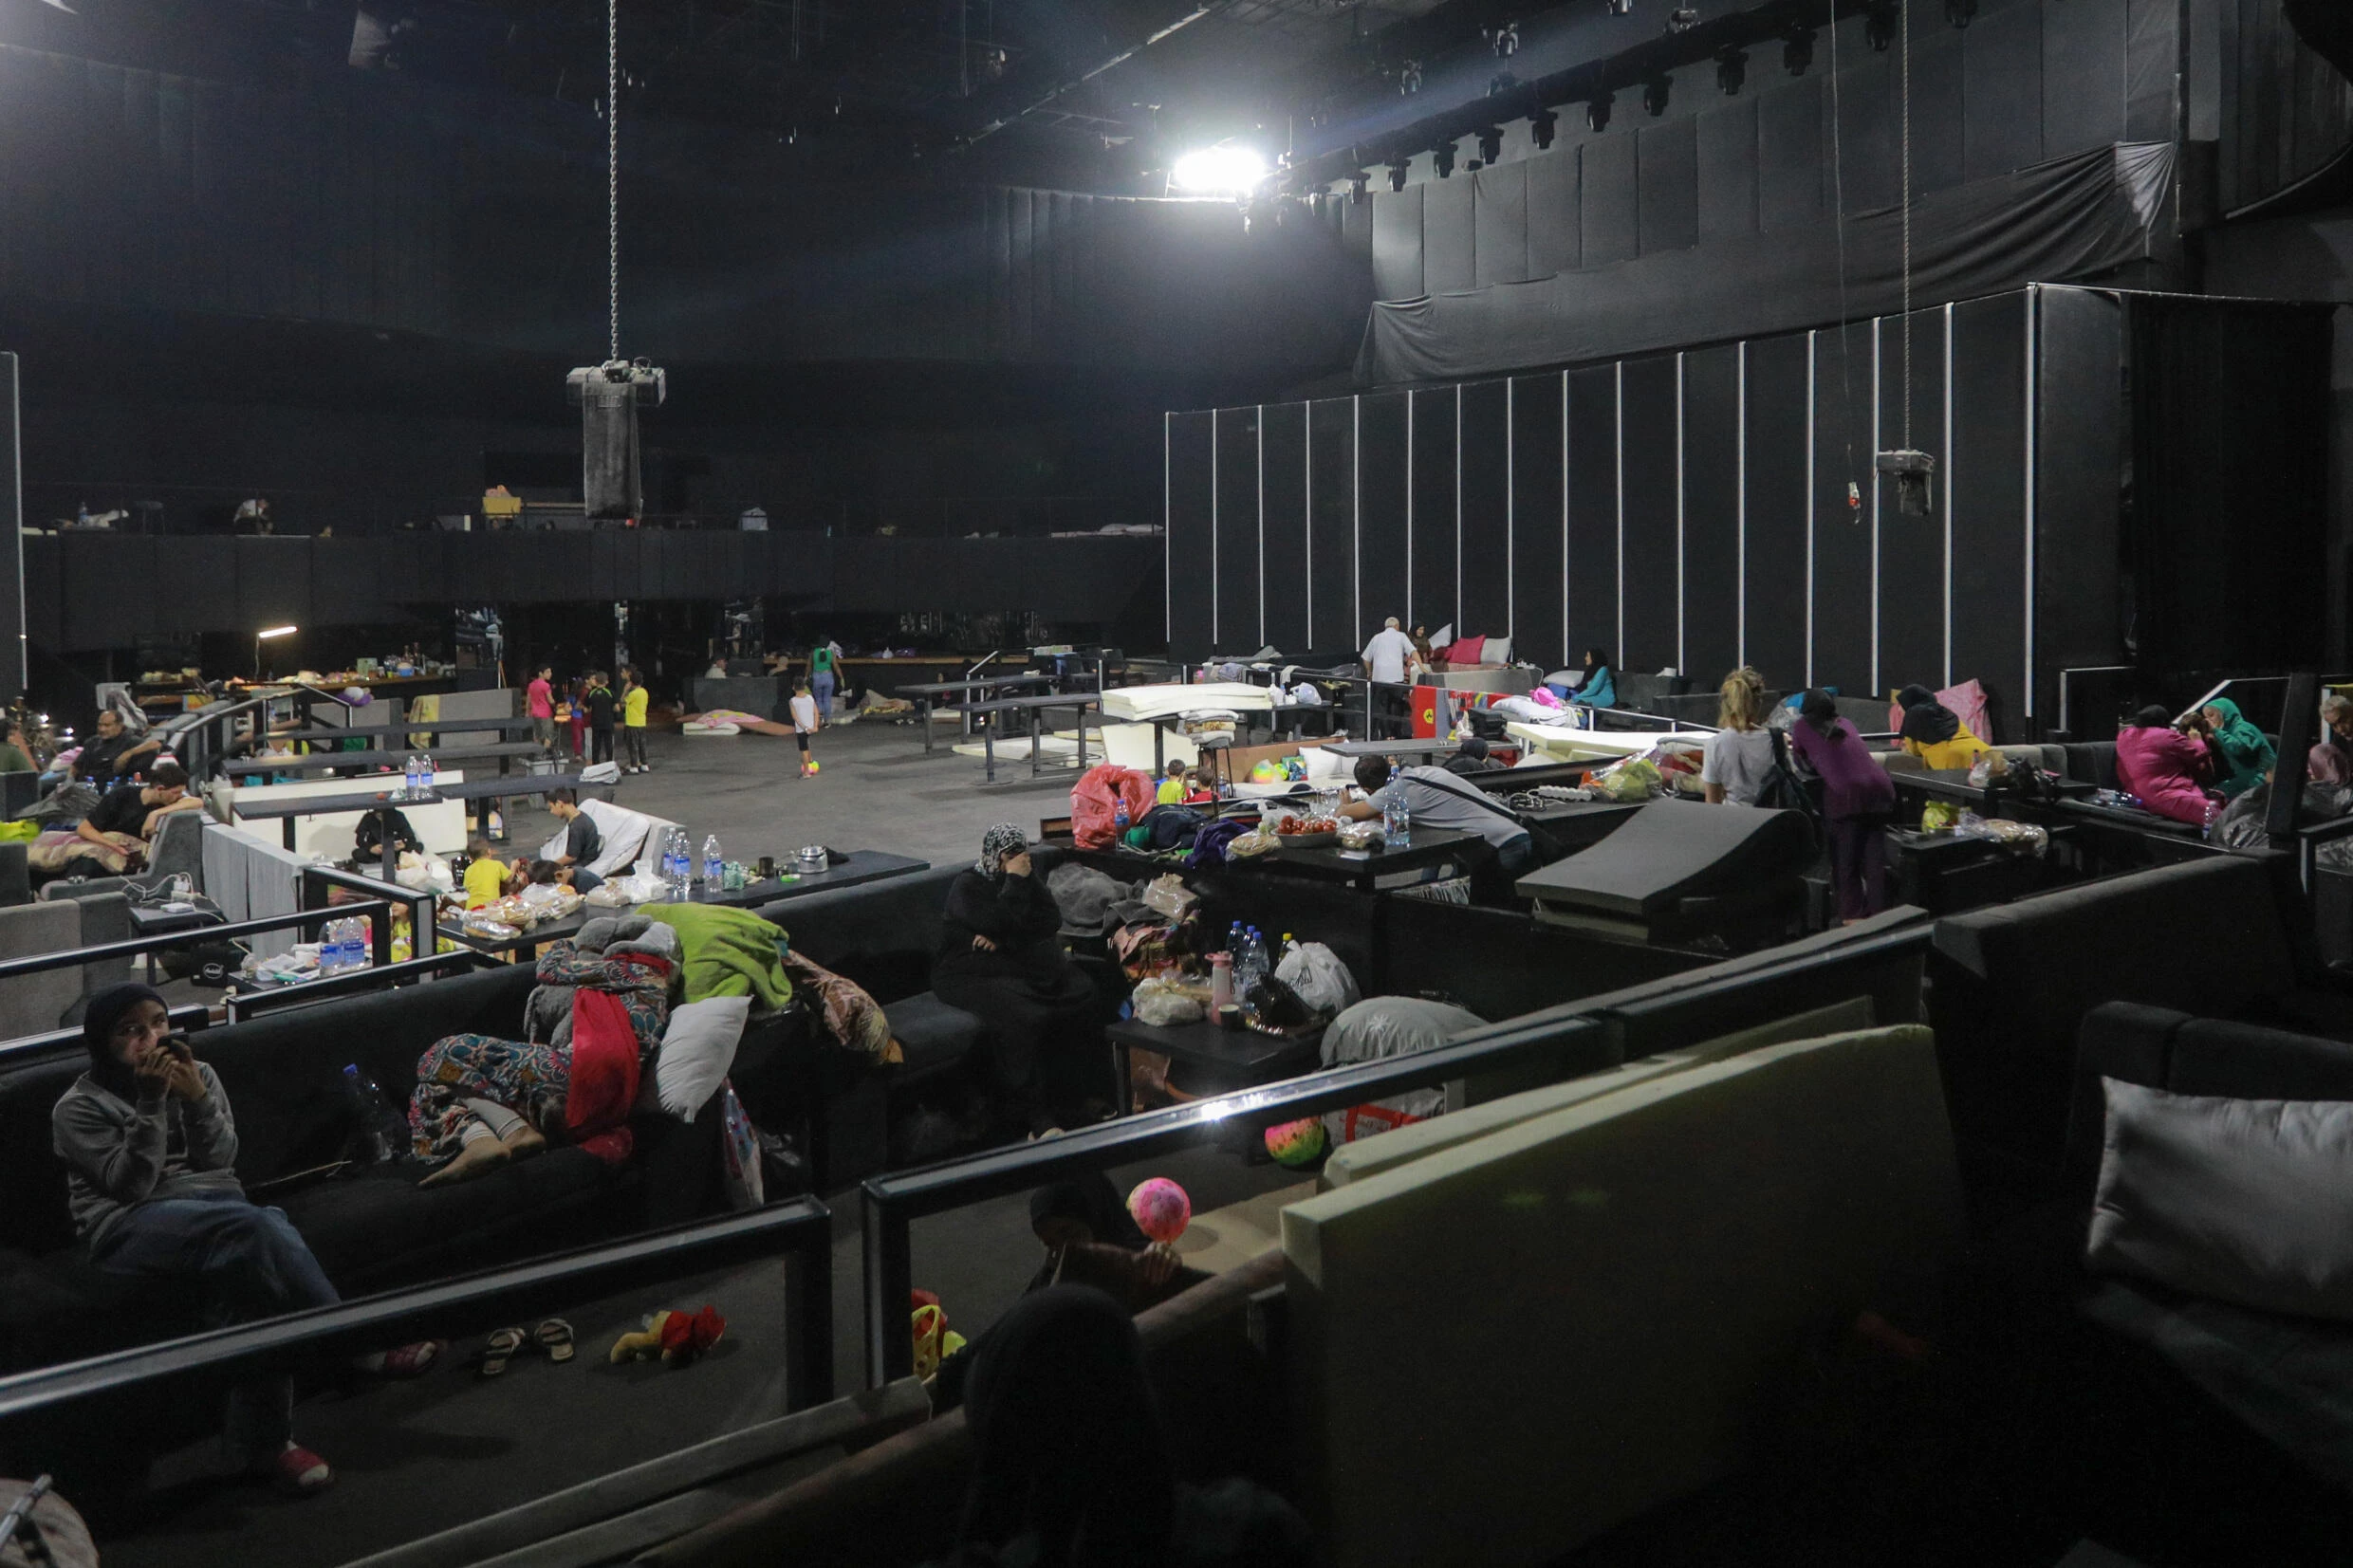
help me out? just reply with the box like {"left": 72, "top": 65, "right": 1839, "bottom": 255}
{"left": 1566, "top": 366, "right": 1620, "bottom": 667}
{"left": 1580, "top": 133, "right": 1638, "bottom": 267}
{"left": 2123, "top": 0, "right": 2177, "bottom": 141}
{"left": 236, "top": 538, "right": 310, "bottom": 632}
{"left": 1526, "top": 145, "right": 1582, "bottom": 276}
{"left": 1356, "top": 393, "right": 1411, "bottom": 635}
{"left": 1510, "top": 372, "right": 1567, "bottom": 673}
{"left": 1261, "top": 401, "right": 1310, "bottom": 653}
{"left": 1458, "top": 379, "right": 1510, "bottom": 637}
{"left": 475, "top": 536, "right": 529, "bottom": 603}
{"left": 1473, "top": 162, "right": 1529, "bottom": 286}
{"left": 60, "top": 537, "right": 148, "bottom": 652}
{"left": 1341, "top": 192, "right": 1375, "bottom": 269}
{"left": 1680, "top": 345, "right": 1741, "bottom": 686}
{"left": 310, "top": 539, "right": 386, "bottom": 624}
{"left": 1372, "top": 184, "right": 1424, "bottom": 302}
{"left": 1421, "top": 175, "right": 1476, "bottom": 295}
{"left": 22, "top": 537, "right": 58, "bottom": 653}
{"left": 1619, "top": 356, "right": 1679, "bottom": 675}
{"left": 1695, "top": 97, "right": 1759, "bottom": 245}
{"left": 2042, "top": 0, "right": 2128, "bottom": 159}
{"left": 0, "top": 355, "right": 17, "bottom": 694}
{"left": 1408, "top": 386, "right": 1459, "bottom": 635}
{"left": 1831, "top": 52, "right": 1897, "bottom": 215}
{"left": 1756, "top": 76, "right": 1824, "bottom": 233}
{"left": 1948, "top": 294, "right": 2029, "bottom": 724}
{"left": 590, "top": 529, "right": 630, "bottom": 601}
{"left": 1307, "top": 397, "right": 1359, "bottom": 651}
{"left": 1810, "top": 325, "right": 1876, "bottom": 697}
{"left": 1213, "top": 406, "right": 1262, "bottom": 650}
{"left": 2034, "top": 286, "right": 2126, "bottom": 729}
{"left": 1965, "top": 1, "right": 2045, "bottom": 179}
{"left": 1875, "top": 308, "right": 1949, "bottom": 694}
{"left": 1635, "top": 115, "right": 1699, "bottom": 256}
{"left": 1907, "top": 27, "right": 1967, "bottom": 195}
{"left": 1742, "top": 333, "right": 1811, "bottom": 686}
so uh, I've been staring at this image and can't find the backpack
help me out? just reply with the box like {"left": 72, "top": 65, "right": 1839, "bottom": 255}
{"left": 1755, "top": 729, "right": 1825, "bottom": 843}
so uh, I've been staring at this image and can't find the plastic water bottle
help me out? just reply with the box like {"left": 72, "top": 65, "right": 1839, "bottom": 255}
{"left": 415, "top": 753, "right": 435, "bottom": 796}
{"left": 319, "top": 916, "right": 349, "bottom": 974}
{"left": 667, "top": 828, "right": 691, "bottom": 899}
{"left": 2202, "top": 798, "right": 2219, "bottom": 841}
{"left": 341, "top": 914, "right": 372, "bottom": 971}
{"left": 1382, "top": 791, "right": 1407, "bottom": 849}
{"left": 701, "top": 833, "right": 724, "bottom": 895}
{"left": 399, "top": 754, "right": 417, "bottom": 800}
{"left": 1114, "top": 797, "right": 1131, "bottom": 834}
{"left": 342, "top": 1064, "right": 403, "bottom": 1165}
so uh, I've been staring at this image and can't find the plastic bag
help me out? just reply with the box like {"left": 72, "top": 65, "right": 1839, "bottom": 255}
{"left": 718, "top": 1081, "right": 765, "bottom": 1211}
{"left": 1132, "top": 977, "right": 1205, "bottom": 1026}
{"left": 1072, "top": 764, "right": 1157, "bottom": 850}
{"left": 1225, "top": 826, "right": 1282, "bottom": 858}
{"left": 1588, "top": 755, "right": 1663, "bottom": 802}
{"left": 394, "top": 851, "right": 456, "bottom": 895}
{"left": 1954, "top": 811, "right": 2049, "bottom": 857}
{"left": 1318, "top": 995, "right": 1482, "bottom": 1142}
{"left": 1277, "top": 941, "right": 1359, "bottom": 1018}
{"left": 1141, "top": 873, "right": 1196, "bottom": 921}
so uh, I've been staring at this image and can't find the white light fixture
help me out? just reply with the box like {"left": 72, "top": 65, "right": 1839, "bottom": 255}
{"left": 1171, "top": 145, "right": 1268, "bottom": 195}
{"left": 254, "top": 624, "right": 298, "bottom": 682}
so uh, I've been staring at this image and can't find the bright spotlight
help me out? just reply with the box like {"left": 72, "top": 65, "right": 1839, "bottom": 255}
{"left": 1171, "top": 146, "right": 1269, "bottom": 194}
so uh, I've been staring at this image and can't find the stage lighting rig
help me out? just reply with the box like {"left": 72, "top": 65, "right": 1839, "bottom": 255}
{"left": 1476, "top": 126, "right": 1504, "bottom": 163}
{"left": 1877, "top": 450, "right": 1936, "bottom": 516}
{"left": 1945, "top": 0, "right": 1978, "bottom": 27}
{"left": 1783, "top": 26, "right": 1815, "bottom": 74}
{"left": 1716, "top": 47, "right": 1748, "bottom": 95}
{"left": 1667, "top": 9, "right": 1698, "bottom": 33}
{"left": 1531, "top": 105, "right": 1559, "bottom": 148}
{"left": 1432, "top": 139, "right": 1457, "bottom": 178}
{"left": 1172, "top": 145, "right": 1269, "bottom": 194}
{"left": 1641, "top": 75, "right": 1672, "bottom": 116}
{"left": 1607, "top": 0, "right": 1634, "bottom": 15}
{"left": 1865, "top": 2, "right": 1898, "bottom": 50}
{"left": 1388, "top": 158, "right": 1412, "bottom": 191}
{"left": 1586, "top": 92, "right": 1614, "bottom": 132}
{"left": 1399, "top": 59, "right": 1424, "bottom": 95}
{"left": 1350, "top": 172, "right": 1371, "bottom": 203}
{"left": 1486, "top": 21, "right": 1520, "bottom": 57}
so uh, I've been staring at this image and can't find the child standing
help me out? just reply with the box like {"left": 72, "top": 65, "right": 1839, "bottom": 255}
{"left": 583, "top": 673, "right": 617, "bottom": 766}
{"left": 790, "top": 679, "right": 821, "bottom": 779}
{"left": 621, "top": 668, "right": 651, "bottom": 775}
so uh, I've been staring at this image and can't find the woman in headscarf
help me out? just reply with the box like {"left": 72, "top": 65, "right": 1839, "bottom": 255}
{"left": 2188, "top": 695, "right": 2276, "bottom": 800}
{"left": 1569, "top": 647, "right": 1616, "bottom": 710}
{"left": 1894, "top": 684, "right": 1991, "bottom": 771}
{"left": 2114, "top": 705, "right": 2219, "bottom": 827}
{"left": 940, "top": 1286, "right": 1312, "bottom": 1568}
{"left": 935, "top": 826, "right": 1104, "bottom": 1138}
{"left": 49, "top": 985, "right": 438, "bottom": 1495}
{"left": 1787, "top": 690, "right": 1899, "bottom": 922}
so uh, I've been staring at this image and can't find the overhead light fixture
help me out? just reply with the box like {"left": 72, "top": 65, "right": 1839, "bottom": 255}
{"left": 1477, "top": 126, "right": 1504, "bottom": 163}
{"left": 1783, "top": 26, "right": 1815, "bottom": 75}
{"left": 253, "top": 624, "right": 298, "bottom": 682}
{"left": 1864, "top": 2, "right": 1897, "bottom": 50}
{"left": 1667, "top": 8, "right": 1698, "bottom": 32}
{"left": 1944, "top": 0, "right": 1977, "bottom": 27}
{"left": 1530, "top": 105, "right": 1559, "bottom": 149}
{"left": 1586, "top": 92, "right": 1614, "bottom": 133}
{"left": 1607, "top": 0, "right": 1633, "bottom": 15}
{"left": 1642, "top": 75, "right": 1672, "bottom": 117}
{"left": 1432, "top": 139, "right": 1457, "bottom": 178}
{"left": 1487, "top": 22, "right": 1520, "bottom": 57}
{"left": 1387, "top": 158, "right": 1411, "bottom": 192}
{"left": 1350, "top": 172, "right": 1371, "bottom": 203}
{"left": 1171, "top": 145, "right": 1269, "bottom": 195}
{"left": 1716, "top": 48, "right": 1748, "bottom": 95}
{"left": 1399, "top": 59, "right": 1423, "bottom": 96}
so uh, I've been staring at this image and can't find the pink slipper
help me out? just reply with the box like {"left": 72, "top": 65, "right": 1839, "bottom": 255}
{"left": 262, "top": 1444, "right": 335, "bottom": 1497}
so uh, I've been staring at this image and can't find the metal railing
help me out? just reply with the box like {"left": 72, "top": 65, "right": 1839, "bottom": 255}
{"left": 0, "top": 1198, "right": 838, "bottom": 1434}
{"left": 222, "top": 950, "right": 499, "bottom": 1024}
{"left": 0, "top": 902, "right": 398, "bottom": 988}
{"left": 301, "top": 864, "right": 435, "bottom": 970}
{"left": 0, "top": 1005, "right": 214, "bottom": 1065}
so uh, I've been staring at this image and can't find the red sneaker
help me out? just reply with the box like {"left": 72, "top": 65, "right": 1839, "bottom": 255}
{"left": 263, "top": 1443, "right": 335, "bottom": 1497}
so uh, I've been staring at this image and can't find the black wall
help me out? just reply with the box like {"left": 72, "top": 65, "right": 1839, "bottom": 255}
{"left": 1165, "top": 287, "right": 2327, "bottom": 737}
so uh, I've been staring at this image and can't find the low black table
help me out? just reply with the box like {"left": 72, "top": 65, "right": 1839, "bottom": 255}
{"left": 954, "top": 693, "right": 1107, "bottom": 783}
{"left": 1259, "top": 826, "right": 1491, "bottom": 893}
{"left": 127, "top": 900, "right": 225, "bottom": 984}
{"left": 1105, "top": 1016, "right": 1325, "bottom": 1116}
{"left": 437, "top": 848, "right": 929, "bottom": 957}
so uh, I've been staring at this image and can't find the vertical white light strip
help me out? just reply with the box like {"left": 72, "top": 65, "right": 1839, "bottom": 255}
{"left": 1942, "top": 304, "right": 1955, "bottom": 687}
{"left": 1614, "top": 360, "right": 1625, "bottom": 661}
{"left": 1305, "top": 406, "right": 1314, "bottom": 644}
{"left": 1406, "top": 393, "right": 1416, "bottom": 626}
{"left": 1163, "top": 412, "right": 1173, "bottom": 646}
{"left": 1455, "top": 384, "right": 1465, "bottom": 633}
{"left": 1210, "top": 412, "right": 1219, "bottom": 645}
{"left": 1676, "top": 351, "right": 1687, "bottom": 675}
{"left": 1506, "top": 378, "right": 1515, "bottom": 640}
{"left": 1736, "top": 341, "right": 1749, "bottom": 667}
{"left": 1561, "top": 370, "right": 1571, "bottom": 668}
{"left": 1805, "top": 331, "right": 1817, "bottom": 689}
{"left": 2025, "top": 287, "right": 2039, "bottom": 720}
{"left": 1256, "top": 404, "right": 1267, "bottom": 647}
{"left": 1352, "top": 395, "right": 1362, "bottom": 646}
{"left": 1870, "top": 315, "right": 1882, "bottom": 699}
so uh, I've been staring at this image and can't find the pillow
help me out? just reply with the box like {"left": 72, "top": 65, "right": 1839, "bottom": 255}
{"left": 2086, "top": 1078, "right": 2353, "bottom": 1320}
{"left": 641, "top": 995, "right": 751, "bottom": 1122}
{"left": 1486, "top": 636, "right": 1511, "bottom": 665}
{"left": 1300, "top": 745, "right": 1351, "bottom": 782}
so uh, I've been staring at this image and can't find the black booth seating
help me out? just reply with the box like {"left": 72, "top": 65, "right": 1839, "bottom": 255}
{"left": 0, "top": 963, "right": 728, "bottom": 1375}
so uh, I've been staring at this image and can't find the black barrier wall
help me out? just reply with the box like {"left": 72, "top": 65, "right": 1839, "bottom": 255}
{"left": 1164, "top": 286, "right": 2332, "bottom": 737}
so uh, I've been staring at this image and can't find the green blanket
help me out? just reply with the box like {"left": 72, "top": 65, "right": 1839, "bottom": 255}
{"left": 639, "top": 903, "right": 793, "bottom": 1011}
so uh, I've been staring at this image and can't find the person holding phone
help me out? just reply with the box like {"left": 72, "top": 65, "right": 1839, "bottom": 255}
{"left": 49, "top": 985, "right": 438, "bottom": 1496}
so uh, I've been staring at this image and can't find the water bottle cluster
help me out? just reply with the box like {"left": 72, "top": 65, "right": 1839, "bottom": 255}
{"left": 402, "top": 752, "right": 437, "bottom": 800}
{"left": 318, "top": 913, "right": 374, "bottom": 975}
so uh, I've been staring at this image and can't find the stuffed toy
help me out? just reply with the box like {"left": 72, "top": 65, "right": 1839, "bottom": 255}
{"left": 911, "top": 1289, "right": 968, "bottom": 1381}
{"left": 607, "top": 1303, "right": 726, "bottom": 1367}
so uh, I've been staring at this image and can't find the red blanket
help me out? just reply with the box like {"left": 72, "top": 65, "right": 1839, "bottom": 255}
{"left": 564, "top": 987, "right": 642, "bottom": 1164}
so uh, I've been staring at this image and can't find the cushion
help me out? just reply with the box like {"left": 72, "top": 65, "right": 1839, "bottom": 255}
{"left": 881, "top": 992, "right": 987, "bottom": 1082}
{"left": 1300, "top": 745, "right": 1352, "bottom": 783}
{"left": 647, "top": 996, "right": 750, "bottom": 1122}
{"left": 1513, "top": 797, "right": 1814, "bottom": 917}
{"left": 2087, "top": 1078, "right": 2353, "bottom": 1322}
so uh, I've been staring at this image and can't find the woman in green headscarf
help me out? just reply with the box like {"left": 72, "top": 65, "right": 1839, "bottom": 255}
{"left": 2190, "top": 696, "right": 2276, "bottom": 800}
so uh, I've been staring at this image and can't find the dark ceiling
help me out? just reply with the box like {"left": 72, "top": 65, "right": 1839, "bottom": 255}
{"left": 0, "top": 0, "right": 1516, "bottom": 190}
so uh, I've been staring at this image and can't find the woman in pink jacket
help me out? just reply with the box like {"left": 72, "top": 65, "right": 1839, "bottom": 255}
{"left": 2115, "top": 705, "right": 2220, "bottom": 826}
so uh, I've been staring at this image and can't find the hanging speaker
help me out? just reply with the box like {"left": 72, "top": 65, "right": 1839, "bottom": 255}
{"left": 566, "top": 359, "right": 667, "bottom": 520}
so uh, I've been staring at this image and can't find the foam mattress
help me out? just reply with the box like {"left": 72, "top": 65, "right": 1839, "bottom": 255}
{"left": 1099, "top": 681, "right": 1277, "bottom": 722}
{"left": 1514, "top": 797, "right": 1814, "bottom": 917}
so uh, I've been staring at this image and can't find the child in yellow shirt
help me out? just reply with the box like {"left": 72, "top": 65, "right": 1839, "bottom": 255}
{"left": 462, "top": 839, "right": 510, "bottom": 909}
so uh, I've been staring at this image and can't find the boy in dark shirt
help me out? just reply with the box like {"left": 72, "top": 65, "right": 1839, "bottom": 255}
{"left": 543, "top": 788, "right": 603, "bottom": 893}
{"left": 78, "top": 764, "right": 197, "bottom": 851}
{"left": 583, "top": 674, "right": 618, "bottom": 766}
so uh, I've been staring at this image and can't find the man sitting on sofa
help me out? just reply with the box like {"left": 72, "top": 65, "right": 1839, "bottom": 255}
{"left": 77, "top": 763, "right": 201, "bottom": 855}
{"left": 72, "top": 710, "right": 164, "bottom": 789}
{"left": 538, "top": 788, "right": 603, "bottom": 895}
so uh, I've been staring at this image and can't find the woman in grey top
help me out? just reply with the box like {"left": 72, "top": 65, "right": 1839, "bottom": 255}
{"left": 50, "top": 985, "right": 437, "bottom": 1495}
{"left": 1701, "top": 668, "right": 1778, "bottom": 806}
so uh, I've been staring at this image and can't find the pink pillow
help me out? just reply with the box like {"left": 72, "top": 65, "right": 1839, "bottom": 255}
{"left": 1449, "top": 634, "right": 1486, "bottom": 667}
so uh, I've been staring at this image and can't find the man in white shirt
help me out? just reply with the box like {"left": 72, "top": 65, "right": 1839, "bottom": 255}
{"left": 1361, "top": 618, "right": 1420, "bottom": 737}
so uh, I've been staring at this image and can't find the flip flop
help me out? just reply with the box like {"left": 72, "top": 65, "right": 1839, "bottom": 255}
{"left": 535, "top": 1319, "right": 577, "bottom": 1364}
{"left": 478, "top": 1326, "right": 528, "bottom": 1378}
{"left": 369, "top": 1339, "right": 445, "bottom": 1379}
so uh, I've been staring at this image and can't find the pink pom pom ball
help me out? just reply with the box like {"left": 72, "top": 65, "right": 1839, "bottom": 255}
{"left": 1126, "top": 1177, "right": 1192, "bottom": 1244}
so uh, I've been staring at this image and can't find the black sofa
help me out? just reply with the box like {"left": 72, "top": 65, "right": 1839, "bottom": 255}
{"left": 0, "top": 962, "right": 726, "bottom": 1374}
{"left": 1926, "top": 851, "right": 2353, "bottom": 1208}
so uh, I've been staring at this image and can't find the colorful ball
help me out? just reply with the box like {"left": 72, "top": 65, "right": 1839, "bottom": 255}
{"left": 1263, "top": 1116, "right": 1328, "bottom": 1169}
{"left": 1126, "top": 1177, "right": 1192, "bottom": 1244}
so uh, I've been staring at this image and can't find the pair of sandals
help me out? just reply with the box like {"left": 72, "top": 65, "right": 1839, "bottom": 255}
{"left": 478, "top": 1319, "right": 574, "bottom": 1378}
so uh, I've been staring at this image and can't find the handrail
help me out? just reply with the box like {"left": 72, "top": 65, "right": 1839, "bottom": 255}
{"left": 0, "top": 1197, "right": 837, "bottom": 1427}
{"left": 0, "top": 1005, "right": 213, "bottom": 1062}
{"left": 0, "top": 900, "right": 396, "bottom": 984}
{"left": 223, "top": 950, "right": 501, "bottom": 1024}
{"left": 301, "top": 864, "right": 435, "bottom": 969}
{"left": 861, "top": 1014, "right": 1616, "bottom": 1386}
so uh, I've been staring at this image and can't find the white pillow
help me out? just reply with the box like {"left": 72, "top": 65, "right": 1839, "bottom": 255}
{"left": 2086, "top": 1078, "right": 2353, "bottom": 1320}
{"left": 1486, "top": 636, "right": 1512, "bottom": 665}
{"left": 641, "top": 996, "right": 751, "bottom": 1122}
{"left": 1300, "top": 745, "right": 1352, "bottom": 782}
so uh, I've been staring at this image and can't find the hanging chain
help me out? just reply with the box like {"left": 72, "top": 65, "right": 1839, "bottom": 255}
{"left": 607, "top": 0, "right": 621, "bottom": 361}
{"left": 1899, "top": 0, "right": 1913, "bottom": 451}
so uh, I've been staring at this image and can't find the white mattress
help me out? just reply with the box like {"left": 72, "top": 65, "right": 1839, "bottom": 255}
{"left": 1506, "top": 721, "right": 1716, "bottom": 762}
{"left": 1100, "top": 681, "right": 1277, "bottom": 722}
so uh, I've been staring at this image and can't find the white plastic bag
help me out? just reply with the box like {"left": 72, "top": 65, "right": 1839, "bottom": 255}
{"left": 1141, "top": 873, "right": 1196, "bottom": 922}
{"left": 718, "top": 1082, "right": 765, "bottom": 1210}
{"left": 1276, "top": 941, "right": 1359, "bottom": 1018}
{"left": 1132, "top": 977, "right": 1205, "bottom": 1026}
